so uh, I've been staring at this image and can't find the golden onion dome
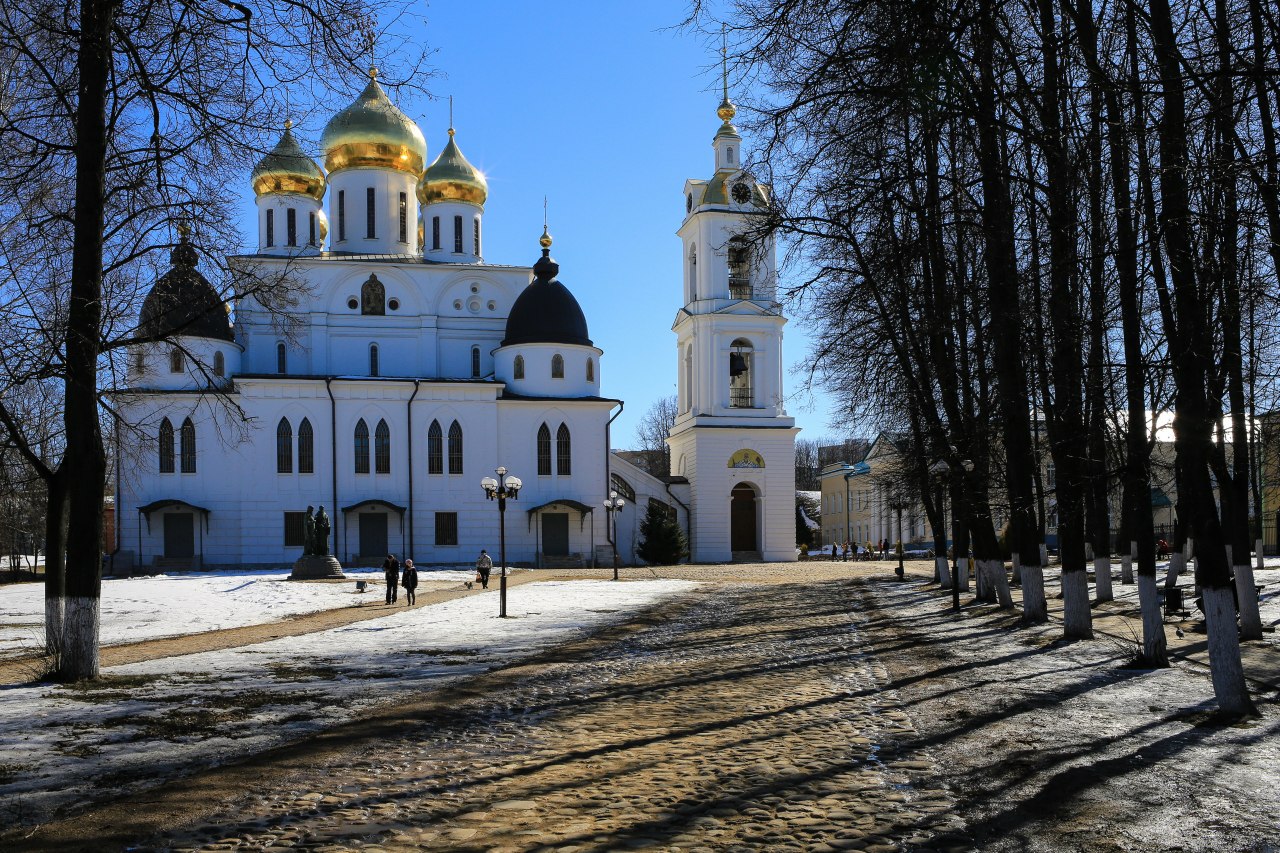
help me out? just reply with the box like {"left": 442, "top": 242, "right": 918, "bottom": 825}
{"left": 417, "top": 128, "right": 487, "bottom": 206}
{"left": 320, "top": 68, "right": 427, "bottom": 177}
{"left": 251, "top": 121, "right": 326, "bottom": 200}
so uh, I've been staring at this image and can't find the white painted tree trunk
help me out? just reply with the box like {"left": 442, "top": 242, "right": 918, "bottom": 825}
{"left": 45, "top": 597, "right": 63, "bottom": 658}
{"left": 1234, "top": 563, "right": 1262, "bottom": 641}
{"left": 975, "top": 557, "right": 990, "bottom": 600}
{"left": 1137, "top": 573, "right": 1168, "bottom": 666}
{"left": 957, "top": 557, "right": 970, "bottom": 591}
{"left": 1094, "top": 556, "right": 1113, "bottom": 603}
{"left": 1010, "top": 552, "right": 1022, "bottom": 586}
{"left": 1120, "top": 541, "right": 1135, "bottom": 584}
{"left": 1202, "top": 585, "right": 1255, "bottom": 716}
{"left": 936, "top": 556, "right": 953, "bottom": 589}
{"left": 61, "top": 597, "right": 100, "bottom": 681}
{"left": 1061, "top": 569, "right": 1094, "bottom": 639}
{"left": 1020, "top": 562, "right": 1047, "bottom": 623}
{"left": 1256, "top": 539, "right": 1264, "bottom": 574}
{"left": 979, "top": 558, "right": 1014, "bottom": 609}
{"left": 1165, "top": 552, "right": 1185, "bottom": 588}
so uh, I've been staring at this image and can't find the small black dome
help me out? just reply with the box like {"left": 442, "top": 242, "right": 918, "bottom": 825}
{"left": 501, "top": 248, "right": 592, "bottom": 347}
{"left": 138, "top": 235, "right": 233, "bottom": 343}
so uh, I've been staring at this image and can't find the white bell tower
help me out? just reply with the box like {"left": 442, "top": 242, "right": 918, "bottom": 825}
{"left": 668, "top": 65, "right": 798, "bottom": 564}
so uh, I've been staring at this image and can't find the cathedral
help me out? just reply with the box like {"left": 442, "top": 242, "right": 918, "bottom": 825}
{"left": 113, "top": 70, "right": 797, "bottom": 572}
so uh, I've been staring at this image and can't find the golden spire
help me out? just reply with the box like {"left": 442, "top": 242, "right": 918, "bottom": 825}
{"left": 448, "top": 95, "right": 455, "bottom": 137}
{"left": 540, "top": 197, "right": 552, "bottom": 248}
{"left": 717, "top": 25, "right": 737, "bottom": 125}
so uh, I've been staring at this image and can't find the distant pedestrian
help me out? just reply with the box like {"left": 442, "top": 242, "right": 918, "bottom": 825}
{"left": 401, "top": 559, "right": 418, "bottom": 605}
{"left": 865, "top": 540, "right": 874, "bottom": 562}
{"left": 476, "top": 549, "right": 493, "bottom": 589}
{"left": 831, "top": 544, "right": 838, "bottom": 561}
{"left": 383, "top": 553, "right": 400, "bottom": 604}
{"left": 880, "top": 539, "right": 889, "bottom": 560}
{"left": 841, "top": 541, "right": 850, "bottom": 562}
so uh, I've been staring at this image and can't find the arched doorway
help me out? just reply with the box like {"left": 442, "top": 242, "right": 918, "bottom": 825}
{"left": 730, "top": 483, "right": 759, "bottom": 552}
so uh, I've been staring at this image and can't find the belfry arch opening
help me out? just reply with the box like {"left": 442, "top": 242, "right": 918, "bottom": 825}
{"left": 729, "top": 338, "right": 753, "bottom": 408}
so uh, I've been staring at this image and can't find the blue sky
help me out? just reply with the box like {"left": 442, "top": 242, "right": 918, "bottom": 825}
{"left": 244, "top": 0, "right": 838, "bottom": 449}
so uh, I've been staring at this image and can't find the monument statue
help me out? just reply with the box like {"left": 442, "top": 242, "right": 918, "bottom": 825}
{"left": 314, "top": 506, "right": 331, "bottom": 556}
{"left": 290, "top": 503, "right": 343, "bottom": 579}
{"left": 302, "top": 505, "right": 316, "bottom": 555}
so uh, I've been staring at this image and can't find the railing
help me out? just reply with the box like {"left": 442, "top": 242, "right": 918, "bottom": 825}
{"left": 729, "top": 387, "right": 753, "bottom": 408}
{"left": 729, "top": 277, "right": 752, "bottom": 300}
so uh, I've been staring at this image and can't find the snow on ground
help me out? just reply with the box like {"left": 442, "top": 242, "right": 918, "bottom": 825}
{"left": 0, "top": 578, "right": 700, "bottom": 828}
{"left": 0, "top": 566, "right": 484, "bottom": 659}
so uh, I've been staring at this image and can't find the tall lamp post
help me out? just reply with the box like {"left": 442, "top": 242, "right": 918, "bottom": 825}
{"left": 480, "top": 466, "right": 522, "bottom": 618}
{"left": 929, "top": 460, "right": 960, "bottom": 612}
{"left": 603, "top": 491, "right": 625, "bottom": 581}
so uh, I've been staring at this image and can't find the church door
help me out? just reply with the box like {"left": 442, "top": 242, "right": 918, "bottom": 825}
{"left": 730, "top": 485, "right": 758, "bottom": 552}
{"left": 163, "top": 513, "right": 195, "bottom": 558}
{"left": 541, "top": 513, "right": 569, "bottom": 556}
{"left": 360, "top": 513, "right": 388, "bottom": 559}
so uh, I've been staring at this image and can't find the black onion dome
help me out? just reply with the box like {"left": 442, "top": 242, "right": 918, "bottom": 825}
{"left": 138, "top": 234, "right": 234, "bottom": 342}
{"left": 501, "top": 248, "right": 592, "bottom": 347}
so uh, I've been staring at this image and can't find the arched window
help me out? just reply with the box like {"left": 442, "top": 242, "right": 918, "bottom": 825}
{"left": 169, "top": 349, "right": 184, "bottom": 373}
{"left": 354, "top": 418, "right": 370, "bottom": 474}
{"left": 537, "top": 423, "right": 552, "bottom": 476}
{"left": 556, "top": 423, "right": 571, "bottom": 475}
{"left": 369, "top": 344, "right": 379, "bottom": 377}
{"left": 374, "top": 418, "right": 390, "bottom": 474}
{"left": 366, "top": 187, "right": 376, "bottom": 239}
{"left": 473, "top": 217, "right": 481, "bottom": 255}
{"left": 265, "top": 208, "right": 274, "bottom": 247}
{"left": 453, "top": 215, "right": 463, "bottom": 253}
{"left": 729, "top": 338, "right": 753, "bottom": 408}
{"left": 361, "top": 274, "right": 385, "bottom": 315}
{"left": 213, "top": 351, "right": 224, "bottom": 378}
{"left": 298, "top": 418, "right": 314, "bottom": 474}
{"left": 610, "top": 473, "right": 636, "bottom": 502}
{"left": 448, "top": 420, "right": 463, "bottom": 474}
{"left": 427, "top": 419, "right": 443, "bottom": 474}
{"left": 180, "top": 418, "right": 196, "bottom": 473}
{"left": 276, "top": 342, "right": 286, "bottom": 374}
{"left": 286, "top": 208, "right": 297, "bottom": 247}
{"left": 276, "top": 418, "right": 292, "bottom": 473}
{"left": 551, "top": 354, "right": 564, "bottom": 379}
{"left": 158, "top": 418, "right": 174, "bottom": 473}
{"left": 471, "top": 346, "right": 481, "bottom": 378}
{"left": 728, "top": 237, "right": 751, "bottom": 299}
{"left": 514, "top": 355, "right": 525, "bottom": 380}
{"left": 586, "top": 358, "right": 594, "bottom": 382}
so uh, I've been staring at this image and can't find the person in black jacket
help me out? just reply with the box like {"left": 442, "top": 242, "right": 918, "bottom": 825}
{"left": 401, "top": 559, "right": 419, "bottom": 606}
{"left": 383, "top": 554, "right": 400, "bottom": 604}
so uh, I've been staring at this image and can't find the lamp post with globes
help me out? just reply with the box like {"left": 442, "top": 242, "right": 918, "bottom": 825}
{"left": 480, "top": 466, "right": 522, "bottom": 617}
{"left": 603, "top": 491, "right": 625, "bottom": 580}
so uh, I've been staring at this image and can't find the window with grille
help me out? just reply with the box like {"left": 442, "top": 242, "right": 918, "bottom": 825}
{"left": 276, "top": 342, "right": 286, "bottom": 374}
{"left": 537, "top": 423, "right": 551, "bottom": 475}
{"left": 453, "top": 215, "right": 463, "bottom": 252}
{"left": 366, "top": 187, "right": 376, "bottom": 238}
{"left": 610, "top": 473, "right": 635, "bottom": 502}
{"left": 286, "top": 208, "right": 297, "bottom": 247}
{"left": 556, "top": 423, "right": 571, "bottom": 475}
{"left": 369, "top": 344, "right": 379, "bottom": 377}
{"left": 473, "top": 218, "right": 481, "bottom": 255}
{"left": 180, "top": 418, "right": 196, "bottom": 473}
{"left": 337, "top": 190, "right": 345, "bottom": 241}
{"left": 728, "top": 237, "right": 751, "bottom": 299}
{"left": 551, "top": 354, "right": 564, "bottom": 378}
{"left": 427, "top": 420, "right": 442, "bottom": 474}
{"left": 435, "top": 512, "right": 458, "bottom": 546}
{"left": 159, "top": 418, "right": 174, "bottom": 473}
{"left": 265, "top": 209, "right": 274, "bottom": 247}
{"left": 298, "top": 418, "right": 314, "bottom": 474}
{"left": 432, "top": 216, "right": 440, "bottom": 250}
{"left": 471, "top": 346, "right": 480, "bottom": 378}
{"left": 448, "top": 420, "right": 463, "bottom": 474}
{"left": 514, "top": 355, "right": 524, "bottom": 379}
{"left": 284, "top": 511, "right": 306, "bottom": 547}
{"left": 354, "top": 418, "right": 370, "bottom": 474}
{"left": 374, "top": 419, "right": 390, "bottom": 474}
{"left": 277, "top": 418, "right": 292, "bottom": 473}
{"left": 398, "top": 192, "right": 407, "bottom": 243}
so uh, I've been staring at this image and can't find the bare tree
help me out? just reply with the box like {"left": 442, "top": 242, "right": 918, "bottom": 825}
{"left": 634, "top": 395, "right": 679, "bottom": 479}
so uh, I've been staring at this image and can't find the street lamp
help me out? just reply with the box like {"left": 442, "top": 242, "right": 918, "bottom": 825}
{"left": 481, "top": 466, "right": 522, "bottom": 617}
{"left": 929, "top": 459, "right": 960, "bottom": 612}
{"left": 603, "top": 490, "right": 625, "bottom": 581}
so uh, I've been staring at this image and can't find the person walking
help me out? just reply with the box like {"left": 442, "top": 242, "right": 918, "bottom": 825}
{"left": 401, "top": 559, "right": 418, "bottom": 606}
{"left": 383, "top": 553, "right": 400, "bottom": 604}
{"left": 476, "top": 549, "right": 493, "bottom": 589}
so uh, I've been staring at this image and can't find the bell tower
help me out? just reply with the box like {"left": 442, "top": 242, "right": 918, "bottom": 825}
{"left": 668, "top": 61, "right": 798, "bottom": 563}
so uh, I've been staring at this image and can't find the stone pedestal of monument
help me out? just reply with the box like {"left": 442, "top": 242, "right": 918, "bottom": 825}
{"left": 290, "top": 554, "right": 345, "bottom": 580}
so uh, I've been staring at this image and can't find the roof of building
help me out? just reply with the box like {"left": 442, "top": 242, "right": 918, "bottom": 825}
{"left": 501, "top": 233, "right": 592, "bottom": 348}
{"left": 138, "top": 234, "right": 234, "bottom": 343}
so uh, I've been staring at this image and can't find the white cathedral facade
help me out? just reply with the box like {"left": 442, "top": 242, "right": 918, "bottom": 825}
{"left": 113, "top": 71, "right": 797, "bottom": 572}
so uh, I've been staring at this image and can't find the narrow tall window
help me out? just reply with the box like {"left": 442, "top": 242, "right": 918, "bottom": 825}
{"left": 158, "top": 418, "right": 174, "bottom": 473}
{"left": 276, "top": 342, "right": 286, "bottom": 374}
{"left": 276, "top": 418, "right": 293, "bottom": 473}
{"left": 374, "top": 419, "right": 390, "bottom": 474}
{"left": 265, "top": 209, "right": 275, "bottom": 247}
{"left": 366, "top": 187, "right": 376, "bottom": 238}
{"left": 309, "top": 212, "right": 317, "bottom": 246}
{"left": 727, "top": 146, "right": 734, "bottom": 163}
{"left": 556, "top": 423, "right": 571, "bottom": 475}
{"left": 447, "top": 420, "right": 463, "bottom": 474}
{"left": 213, "top": 351, "right": 224, "bottom": 378}
{"left": 551, "top": 354, "right": 564, "bottom": 378}
{"left": 689, "top": 245, "right": 697, "bottom": 297}
{"left": 471, "top": 346, "right": 481, "bottom": 378}
{"left": 513, "top": 355, "right": 525, "bottom": 380}
{"left": 180, "top": 418, "right": 196, "bottom": 473}
{"left": 398, "top": 192, "right": 407, "bottom": 243}
{"left": 586, "top": 358, "right": 594, "bottom": 382}
{"left": 369, "top": 344, "right": 379, "bottom": 377}
{"left": 337, "top": 190, "right": 345, "bottom": 241}
{"left": 537, "top": 423, "right": 551, "bottom": 476}
{"left": 170, "top": 349, "right": 184, "bottom": 373}
{"left": 432, "top": 216, "right": 440, "bottom": 250}
{"left": 298, "top": 418, "right": 314, "bottom": 474}
{"left": 453, "top": 215, "right": 463, "bottom": 252}
{"left": 354, "top": 418, "right": 370, "bottom": 474}
{"left": 286, "top": 208, "right": 297, "bottom": 247}
{"left": 427, "top": 420, "right": 443, "bottom": 474}
{"left": 473, "top": 218, "right": 481, "bottom": 255}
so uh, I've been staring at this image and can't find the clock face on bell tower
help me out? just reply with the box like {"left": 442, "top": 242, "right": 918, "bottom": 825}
{"left": 732, "top": 182, "right": 751, "bottom": 204}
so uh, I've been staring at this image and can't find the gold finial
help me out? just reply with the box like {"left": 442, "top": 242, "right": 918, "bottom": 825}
{"left": 448, "top": 95, "right": 455, "bottom": 136}
{"left": 284, "top": 118, "right": 293, "bottom": 130}
{"left": 539, "top": 197, "right": 552, "bottom": 248}
{"left": 717, "top": 25, "right": 737, "bottom": 124}
{"left": 368, "top": 65, "right": 379, "bottom": 81}
{"left": 176, "top": 221, "right": 191, "bottom": 239}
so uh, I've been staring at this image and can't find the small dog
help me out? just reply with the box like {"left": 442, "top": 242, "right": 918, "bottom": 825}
{"left": 464, "top": 581, "right": 474, "bottom": 590}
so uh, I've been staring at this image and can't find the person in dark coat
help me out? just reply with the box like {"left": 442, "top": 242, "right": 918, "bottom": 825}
{"left": 401, "top": 559, "right": 419, "bottom": 606}
{"left": 383, "top": 554, "right": 400, "bottom": 604}
{"left": 476, "top": 549, "right": 493, "bottom": 589}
